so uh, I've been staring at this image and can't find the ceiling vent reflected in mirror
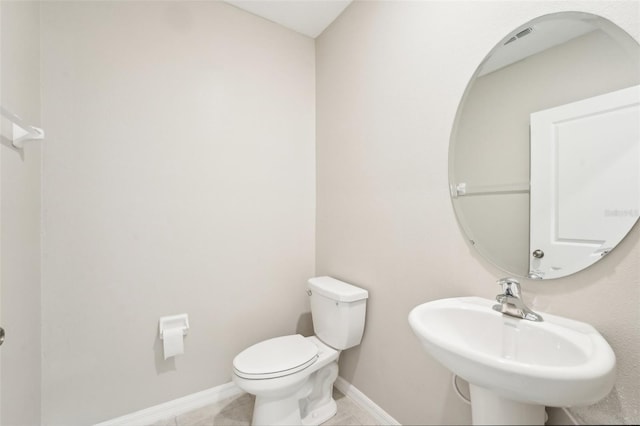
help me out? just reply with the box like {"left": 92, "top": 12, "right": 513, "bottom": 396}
{"left": 479, "top": 17, "right": 598, "bottom": 76}
{"left": 504, "top": 27, "right": 534, "bottom": 45}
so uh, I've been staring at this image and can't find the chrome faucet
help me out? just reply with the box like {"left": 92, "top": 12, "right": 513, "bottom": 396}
{"left": 492, "top": 278, "right": 543, "bottom": 322}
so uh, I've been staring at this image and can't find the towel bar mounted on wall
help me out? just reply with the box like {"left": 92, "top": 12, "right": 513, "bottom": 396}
{"left": 450, "top": 182, "right": 530, "bottom": 198}
{"left": 0, "top": 106, "right": 45, "bottom": 149}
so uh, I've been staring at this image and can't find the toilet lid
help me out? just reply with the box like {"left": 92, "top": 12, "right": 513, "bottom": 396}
{"left": 233, "top": 334, "right": 318, "bottom": 379}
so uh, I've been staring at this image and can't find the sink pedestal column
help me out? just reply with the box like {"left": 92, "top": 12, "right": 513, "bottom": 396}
{"left": 469, "top": 384, "right": 546, "bottom": 425}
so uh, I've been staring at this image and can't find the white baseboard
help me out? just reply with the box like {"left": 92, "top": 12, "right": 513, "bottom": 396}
{"left": 95, "top": 376, "right": 398, "bottom": 426}
{"left": 334, "top": 376, "right": 401, "bottom": 425}
{"left": 94, "top": 381, "right": 243, "bottom": 426}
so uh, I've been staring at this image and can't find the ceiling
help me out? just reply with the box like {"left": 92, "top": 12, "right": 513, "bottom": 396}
{"left": 224, "top": 0, "right": 352, "bottom": 38}
{"left": 223, "top": 2, "right": 596, "bottom": 71}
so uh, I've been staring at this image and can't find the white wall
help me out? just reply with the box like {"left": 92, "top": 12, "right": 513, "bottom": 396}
{"left": 0, "top": 1, "right": 42, "bottom": 425}
{"left": 40, "top": 2, "right": 315, "bottom": 424}
{"left": 316, "top": 1, "right": 639, "bottom": 424}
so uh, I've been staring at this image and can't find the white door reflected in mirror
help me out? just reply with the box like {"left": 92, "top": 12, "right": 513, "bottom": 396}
{"left": 529, "top": 85, "right": 640, "bottom": 279}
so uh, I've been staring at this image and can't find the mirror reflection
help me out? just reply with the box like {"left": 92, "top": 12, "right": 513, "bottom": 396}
{"left": 449, "top": 12, "right": 640, "bottom": 279}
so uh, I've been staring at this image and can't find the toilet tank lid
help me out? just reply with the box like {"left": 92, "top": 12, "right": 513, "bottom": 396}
{"left": 307, "top": 276, "right": 368, "bottom": 302}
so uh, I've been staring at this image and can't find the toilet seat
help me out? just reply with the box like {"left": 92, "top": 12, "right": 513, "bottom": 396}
{"left": 233, "top": 334, "right": 319, "bottom": 379}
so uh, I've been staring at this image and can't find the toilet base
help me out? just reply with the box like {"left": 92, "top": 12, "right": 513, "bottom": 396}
{"left": 301, "top": 397, "right": 337, "bottom": 426}
{"left": 251, "top": 362, "right": 339, "bottom": 426}
{"left": 300, "top": 360, "right": 339, "bottom": 425}
{"left": 252, "top": 391, "right": 305, "bottom": 426}
{"left": 251, "top": 388, "right": 338, "bottom": 426}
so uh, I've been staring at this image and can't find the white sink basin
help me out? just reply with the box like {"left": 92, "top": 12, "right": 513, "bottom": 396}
{"left": 408, "top": 297, "right": 615, "bottom": 410}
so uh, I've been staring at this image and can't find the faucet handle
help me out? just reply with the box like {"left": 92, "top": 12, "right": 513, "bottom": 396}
{"left": 494, "top": 278, "right": 543, "bottom": 322}
{"left": 497, "top": 277, "right": 521, "bottom": 297}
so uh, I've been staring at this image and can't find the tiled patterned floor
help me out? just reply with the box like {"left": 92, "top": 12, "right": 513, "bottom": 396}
{"left": 151, "top": 388, "right": 379, "bottom": 426}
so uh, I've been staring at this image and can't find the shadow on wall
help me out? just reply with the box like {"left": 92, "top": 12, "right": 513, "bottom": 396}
{"left": 153, "top": 336, "right": 177, "bottom": 375}
{"left": 0, "top": 135, "right": 25, "bottom": 160}
{"left": 337, "top": 344, "right": 362, "bottom": 384}
{"left": 296, "top": 312, "right": 314, "bottom": 337}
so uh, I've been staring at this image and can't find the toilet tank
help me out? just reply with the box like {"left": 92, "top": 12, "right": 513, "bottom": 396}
{"left": 307, "top": 276, "right": 368, "bottom": 350}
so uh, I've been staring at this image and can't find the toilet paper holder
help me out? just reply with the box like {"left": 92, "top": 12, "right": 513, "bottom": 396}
{"left": 159, "top": 313, "right": 189, "bottom": 339}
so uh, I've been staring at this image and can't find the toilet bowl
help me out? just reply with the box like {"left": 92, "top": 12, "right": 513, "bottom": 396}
{"left": 232, "top": 276, "right": 368, "bottom": 426}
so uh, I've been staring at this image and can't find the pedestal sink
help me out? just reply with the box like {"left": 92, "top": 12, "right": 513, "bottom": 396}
{"left": 408, "top": 297, "right": 615, "bottom": 425}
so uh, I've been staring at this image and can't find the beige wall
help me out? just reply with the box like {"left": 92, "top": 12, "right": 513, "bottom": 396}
{"left": 0, "top": 1, "right": 42, "bottom": 425}
{"left": 316, "top": 1, "right": 639, "bottom": 424}
{"left": 453, "top": 29, "right": 640, "bottom": 277}
{"left": 40, "top": 2, "right": 315, "bottom": 424}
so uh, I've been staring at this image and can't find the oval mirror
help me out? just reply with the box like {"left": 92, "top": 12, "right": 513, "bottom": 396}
{"left": 449, "top": 12, "right": 640, "bottom": 279}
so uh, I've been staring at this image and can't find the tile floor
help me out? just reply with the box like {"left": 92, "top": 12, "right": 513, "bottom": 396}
{"left": 151, "top": 388, "right": 379, "bottom": 426}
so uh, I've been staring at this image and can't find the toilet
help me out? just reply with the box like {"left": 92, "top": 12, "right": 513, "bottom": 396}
{"left": 232, "top": 276, "right": 368, "bottom": 426}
